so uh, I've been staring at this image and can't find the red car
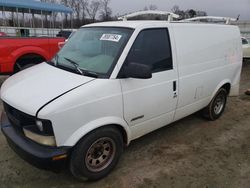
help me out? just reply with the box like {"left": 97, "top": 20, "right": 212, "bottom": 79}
{"left": 0, "top": 37, "right": 65, "bottom": 74}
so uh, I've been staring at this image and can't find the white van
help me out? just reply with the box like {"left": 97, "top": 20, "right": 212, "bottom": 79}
{"left": 0, "top": 20, "right": 242, "bottom": 180}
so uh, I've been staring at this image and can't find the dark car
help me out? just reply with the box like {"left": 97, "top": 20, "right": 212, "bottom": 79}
{"left": 56, "top": 30, "right": 72, "bottom": 39}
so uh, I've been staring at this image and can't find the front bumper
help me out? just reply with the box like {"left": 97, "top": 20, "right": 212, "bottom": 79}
{"left": 1, "top": 111, "right": 71, "bottom": 171}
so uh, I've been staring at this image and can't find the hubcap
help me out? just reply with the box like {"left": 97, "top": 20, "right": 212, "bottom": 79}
{"left": 85, "top": 137, "right": 116, "bottom": 172}
{"left": 214, "top": 93, "right": 225, "bottom": 115}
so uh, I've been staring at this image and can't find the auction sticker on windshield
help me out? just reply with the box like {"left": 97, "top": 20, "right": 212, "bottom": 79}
{"left": 100, "top": 34, "right": 122, "bottom": 42}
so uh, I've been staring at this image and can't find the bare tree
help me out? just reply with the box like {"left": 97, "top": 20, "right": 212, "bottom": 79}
{"left": 86, "top": 0, "right": 101, "bottom": 22}
{"left": 171, "top": 5, "right": 180, "bottom": 14}
{"left": 40, "top": 0, "right": 58, "bottom": 27}
{"left": 171, "top": 5, "right": 185, "bottom": 19}
{"left": 72, "top": 0, "right": 82, "bottom": 26}
{"left": 99, "top": 0, "right": 112, "bottom": 21}
{"left": 143, "top": 4, "right": 157, "bottom": 11}
{"left": 79, "top": 0, "right": 89, "bottom": 23}
{"left": 149, "top": 4, "right": 157, "bottom": 10}
{"left": 65, "top": 0, "right": 78, "bottom": 27}
{"left": 61, "top": 0, "right": 70, "bottom": 27}
{"left": 188, "top": 9, "right": 196, "bottom": 18}
{"left": 143, "top": 6, "right": 148, "bottom": 11}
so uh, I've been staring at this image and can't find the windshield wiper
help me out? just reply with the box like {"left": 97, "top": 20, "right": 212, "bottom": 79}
{"left": 64, "top": 57, "right": 98, "bottom": 78}
{"left": 64, "top": 57, "right": 83, "bottom": 75}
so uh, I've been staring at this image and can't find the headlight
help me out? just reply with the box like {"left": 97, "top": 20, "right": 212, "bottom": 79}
{"left": 23, "top": 119, "right": 56, "bottom": 146}
{"left": 23, "top": 128, "right": 56, "bottom": 146}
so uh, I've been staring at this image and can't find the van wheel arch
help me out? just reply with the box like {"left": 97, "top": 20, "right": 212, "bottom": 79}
{"left": 75, "top": 124, "right": 129, "bottom": 147}
{"left": 201, "top": 85, "right": 229, "bottom": 121}
{"left": 221, "top": 83, "right": 231, "bottom": 95}
{"left": 14, "top": 53, "right": 46, "bottom": 73}
{"left": 210, "top": 81, "right": 231, "bottom": 100}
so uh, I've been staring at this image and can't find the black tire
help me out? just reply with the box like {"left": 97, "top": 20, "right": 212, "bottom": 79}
{"left": 70, "top": 126, "right": 123, "bottom": 181}
{"left": 202, "top": 88, "right": 228, "bottom": 121}
{"left": 14, "top": 54, "right": 45, "bottom": 73}
{"left": 20, "top": 63, "right": 36, "bottom": 71}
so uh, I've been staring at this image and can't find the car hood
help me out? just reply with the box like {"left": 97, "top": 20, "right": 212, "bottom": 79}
{"left": 1, "top": 63, "right": 95, "bottom": 116}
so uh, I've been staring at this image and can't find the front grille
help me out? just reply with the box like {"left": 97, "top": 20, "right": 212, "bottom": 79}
{"left": 3, "top": 102, "right": 36, "bottom": 132}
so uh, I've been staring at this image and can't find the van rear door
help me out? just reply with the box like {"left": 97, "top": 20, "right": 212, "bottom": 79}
{"left": 119, "top": 28, "right": 178, "bottom": 139}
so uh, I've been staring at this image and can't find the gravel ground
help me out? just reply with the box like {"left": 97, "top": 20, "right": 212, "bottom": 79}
{"left": 0, "top": 61, "right": 250, "bottom": 188}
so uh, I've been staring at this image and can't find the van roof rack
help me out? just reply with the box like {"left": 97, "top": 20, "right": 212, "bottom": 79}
{"left": 118, "top": 10, "right": 180, "bottom": 22}
{"left": 183, "top": 16, "right": 237, "bottom": 25}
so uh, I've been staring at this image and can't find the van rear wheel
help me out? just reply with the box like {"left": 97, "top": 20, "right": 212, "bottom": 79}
{"left": 202, "top": 88, "right": 227, "bottom": 121}
{"left": 70, "top": 126, "right": 123, "bottom": 181}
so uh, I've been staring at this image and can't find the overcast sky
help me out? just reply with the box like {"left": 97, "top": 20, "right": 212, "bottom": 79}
{"left": 110, "top": 0, "right": 250, "bottom": 20}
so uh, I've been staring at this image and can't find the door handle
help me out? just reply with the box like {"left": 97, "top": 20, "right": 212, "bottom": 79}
{"left": 173, "top": 81, "right": 177, "bottom": 92}
{"left": 173, "top": 81, "right": 177, "bottom": 98}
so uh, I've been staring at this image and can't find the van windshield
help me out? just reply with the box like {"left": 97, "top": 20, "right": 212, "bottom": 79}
{"left": 53, "top": 27, "right": 133, "bottom": 78}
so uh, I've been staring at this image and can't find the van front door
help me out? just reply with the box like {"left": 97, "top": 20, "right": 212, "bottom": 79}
{"left": 119, "top": 28, "right": 178, "bottom": 139}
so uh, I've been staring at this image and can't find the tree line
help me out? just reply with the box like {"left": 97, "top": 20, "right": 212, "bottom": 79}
{"left": 171, "top": 5, "right": 207, "bottom": 19}
{"left": 41, "top": 1, "right": 207, "bottom": 27}
{"left": 41, "top": 0, "right": 112, "bottom": 27}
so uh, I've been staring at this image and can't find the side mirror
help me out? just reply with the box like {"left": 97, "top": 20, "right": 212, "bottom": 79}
{"left": 123, "top": 62, "right": 152, "bottom": 79}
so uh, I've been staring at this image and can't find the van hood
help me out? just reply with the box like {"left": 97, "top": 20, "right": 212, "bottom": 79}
{"left": 1, "top": 63, "right": 95, "bottom": 116}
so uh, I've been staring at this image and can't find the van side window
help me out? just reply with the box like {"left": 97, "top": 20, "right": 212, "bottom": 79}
{"left": 126, "top": 29, "right": 173, "bottom": 73}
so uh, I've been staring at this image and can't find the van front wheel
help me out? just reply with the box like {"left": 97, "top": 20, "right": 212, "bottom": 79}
{"left": 70, "top": 126, "right": 123, "bottom": 181}
{"left": 202, "top": 88, "right": 228, "bottom": 121}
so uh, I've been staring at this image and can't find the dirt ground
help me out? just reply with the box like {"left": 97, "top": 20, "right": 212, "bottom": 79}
{"left": 0, "top": 61, "right": 250, "bottom": 188}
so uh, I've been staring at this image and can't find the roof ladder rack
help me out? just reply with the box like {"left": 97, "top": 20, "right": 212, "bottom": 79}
{"left": 183, "top": 16, "right": 237, "bottom": 24}
{"left": 118, "top": 10, "right": 180, "bottom": 22}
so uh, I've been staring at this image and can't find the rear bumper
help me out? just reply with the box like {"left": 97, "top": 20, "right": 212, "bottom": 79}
{"left": 1, "top": 111, "right": 71, "bottom": 171}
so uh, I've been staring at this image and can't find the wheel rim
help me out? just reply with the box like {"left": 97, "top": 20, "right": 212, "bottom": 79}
{"left": 85, "top": 137, "right": 116, "bottom": 172}
{"left": 213, "top": 92, "right": 226, "bottom": 115}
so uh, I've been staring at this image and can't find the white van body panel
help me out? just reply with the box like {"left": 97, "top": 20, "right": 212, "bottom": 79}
{"left": 117, "top": 24, "right": 179, "bottom": 140}
{"left": 0, "top": 63, "right": 94, "bottom": 116}
{"left": 37, "top": 79, "right": 130, "bottom": 146}
{"left": 171, "top": 24, "right": 242, "bottom": 121}
{"left": 63, "top": 116, "right": 131, "bottom": 146}
{"left": 121, "top": 72, "right": 178, "bottom": 140}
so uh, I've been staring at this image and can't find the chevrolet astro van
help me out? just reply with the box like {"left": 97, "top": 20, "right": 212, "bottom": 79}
{"left": 0, "top": 20, "right": 242, "bottom": 180}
